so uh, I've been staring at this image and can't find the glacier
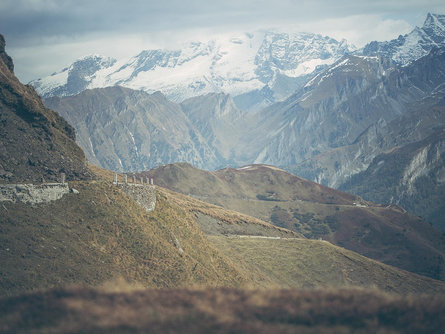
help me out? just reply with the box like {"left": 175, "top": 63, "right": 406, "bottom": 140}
{"left": 31, "top": 31, "right": 354, "bottom": 104}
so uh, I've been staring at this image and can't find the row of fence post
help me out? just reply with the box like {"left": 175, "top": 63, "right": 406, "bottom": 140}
{"left": 113, "top": 173, "right": 154, "bottom": 185}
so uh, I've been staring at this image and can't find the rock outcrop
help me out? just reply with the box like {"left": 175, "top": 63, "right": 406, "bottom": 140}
{"left": 0, "top": 35, "right": 13, "bottom": 73}
{"left": 0, "top": 34, "right": 93, "bottom": 183}
{"left": 0, "top": 183, "right": 71, "bottom": 205}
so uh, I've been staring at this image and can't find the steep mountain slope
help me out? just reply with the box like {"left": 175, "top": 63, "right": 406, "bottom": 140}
{"left": 293, "top": 46, "right": 445, "bottom": 183}
{"left": 363, "top": 13, "right": 445, "bottom": 65}
{"left": 180, "top": 93, "right": 244, "bottom": 162}
{"left": 141, "top": 163, "right": 445, "bottom": 281}
{"left": 291, "top": 47, "right": 445, "bottom": 230}
{"left": 239, "top": 55, "right": 398, "bottom": 166}
{"left": 0, "top": 35, "right": 13, "bottom": 72}
{"left": 0, "top": 180, "right": 258, "bottom": 296}
{"left": 31, "top": 31, "right": 353, "bottom": 106}
{"left": 0, "top": 34, "right": 92, "bottom": 183}
{"left": 45, "top": 87, "right": 223, "bottom": 172}
{"left": 340, "top": 127, "right": 445, "bottom": 231}
{"left": 247, "top": 41, "right": 445, "bottom": 169}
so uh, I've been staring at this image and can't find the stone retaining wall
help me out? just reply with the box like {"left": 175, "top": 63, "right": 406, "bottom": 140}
{"left": 116, "top": 184, "right": 156, "bottom": 212}
{"left": 0, "top": 183, "right": 71, "bottom": 205}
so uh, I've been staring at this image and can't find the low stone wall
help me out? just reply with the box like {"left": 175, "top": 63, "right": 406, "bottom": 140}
{"left": 116, "top": 184, "right": 156, "bottom": 212}
{"left": 0, "top": 183, "right": 71, "bottom": 205}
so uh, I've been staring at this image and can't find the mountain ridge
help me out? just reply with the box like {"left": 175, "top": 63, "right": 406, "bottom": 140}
{"left": 139, "top": 162, "right": 445, "bottom": 281}
{"left": 31, "top": 30, "right": 354, "bottom": 106}
{"left": 30, "top": 13, "right": 445, "bottom": 107}
{"left": 362, "top": 13, "right": 445, "bottom": 65}
{"left": 45, "top": 87, "right": 226, "bottom": 172}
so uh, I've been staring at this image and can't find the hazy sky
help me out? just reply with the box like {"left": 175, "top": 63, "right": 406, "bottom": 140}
{"left": 1, "top": 0, "right": 444, "bottom": 82}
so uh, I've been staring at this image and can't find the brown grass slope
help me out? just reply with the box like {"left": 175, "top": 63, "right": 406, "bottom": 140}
{"left": 0, "top": 34, "right": 92, "bottom": 183}
{"left": 89, "top": 165, "right": 445, "bottom": 293}
{"left": 210, "top": 237, "right": 445, "bottom": 294}
{"left": 0, "top": 180, "right": 264, "bottom": 297}
{"left": 90, "top": 163, "right": 299, "bottom": 239}
{"left": 1, "top": 287, "right": 445, "bottom": 334}
{"left": 140, "top": 162, "right": 445, "bottom": 281}
{"left": 3, "top": 169, "right": 443, "bottom": 296}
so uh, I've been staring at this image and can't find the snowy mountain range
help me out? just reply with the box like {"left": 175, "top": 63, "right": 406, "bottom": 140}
{"left": 363, "top": 13, "right": 445, "bottom": 65}
{"left": 44, "top": 13, "right": 445, "bottom": 231}
{"left": 31, "top": 13, "right": 445, "bottom": 107}
{"left": 31, "top": 31, "right": 353, "bottom": 106}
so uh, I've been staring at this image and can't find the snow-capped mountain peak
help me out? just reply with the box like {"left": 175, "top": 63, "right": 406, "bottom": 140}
{"left": 423, "top": 13, "right": 445, "bottom": 41}
{"left": 31, "top": 54, "right": 116, "bottom": 98}
{"left": 362, "top": 13, "right": 445, "bottom": 65}
{"left": 30, "top": 30, "right": 354, "bottom": 103}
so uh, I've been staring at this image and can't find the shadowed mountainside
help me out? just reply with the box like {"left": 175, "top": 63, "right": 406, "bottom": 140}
{"left": 0, "top": 34, "right": 92, "bottom": 183}
{"left": 45, "top": 87, "right": 225, "bottom": 172}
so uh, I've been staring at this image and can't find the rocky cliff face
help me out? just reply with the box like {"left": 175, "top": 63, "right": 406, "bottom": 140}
{"left": 45, "top": 87, "right": 224, "bottom": 172}
{"left": 0, "top": 34, "right": 92, "bottom": 183}
{"left": 362, "top": 13, "right": 445, "bottom": 65}
{"left": 180, "top": 93, "right": 244, "bottom": 161}
{"left": 340, "top": 128, "right": 445, "bottom": 231}
{"left": 292, "top": 47, "right": 445, "bottom": 185}
{"left": 286, "top": 47, "right": 445, "bottom": 230}
{"left": 0, "top": 35, "right": 13, "bottom": 73}
{"left": 240, "top": 55, "right": 404, "bottom": 167}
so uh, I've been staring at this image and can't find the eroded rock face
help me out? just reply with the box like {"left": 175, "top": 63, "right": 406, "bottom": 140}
{"left": 45, "top": 87, "right": 225, "bottom": 172}
{"left": 340, "top": 129, "right": 445, "bottom": 231}
{"left": 0, "top": 34, "right": 93, "bottom": 183}
{"left": 0, "top": 183, "right": 71, "bottom": 205}
{"left": 0, "top": 35, "right": 13, "bottom": 73}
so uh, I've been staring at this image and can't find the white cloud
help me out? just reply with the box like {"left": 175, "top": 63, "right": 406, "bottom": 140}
{"left": 291, "top": 15, "right": 414, "bottom": 47}
{"left": 2, "top": 0, "right": 445, "bottom": 82}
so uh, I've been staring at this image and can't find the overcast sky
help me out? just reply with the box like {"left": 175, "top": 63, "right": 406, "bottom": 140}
{"left": 1, "top": 0, "right": 445, "bottom": 83}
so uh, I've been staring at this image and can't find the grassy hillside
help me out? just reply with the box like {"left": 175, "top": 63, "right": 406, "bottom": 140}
{"left": 209, "top": 236, "right": 445, "bottom": 294}
{"left": 3, "top": 174, "right": 444, "bottom": 296}
{"left": 140, "top": 162, "right": 445, "bottom": 281}
{"left": 0, "top": 180, "right": 263, "bottom": 296}
{"left": 89, "top": 163, "right": 298, "bottom": 239}
{"left": 2, "top": 286, "right": 445, "bottom": 334}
